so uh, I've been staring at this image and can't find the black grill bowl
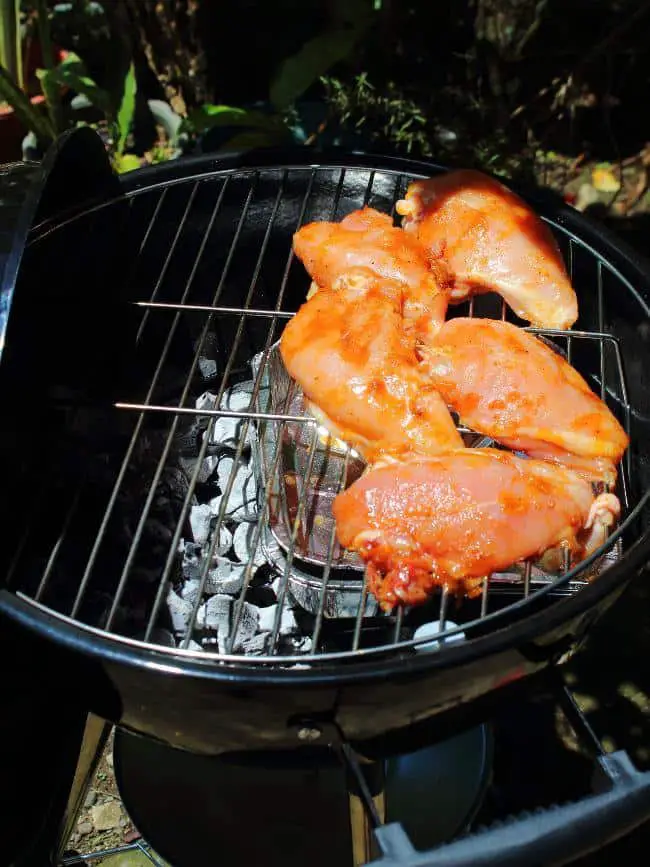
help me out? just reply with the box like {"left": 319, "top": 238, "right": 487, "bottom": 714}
{"left": 1, "top": 136, "right": 650, "bottom": 760}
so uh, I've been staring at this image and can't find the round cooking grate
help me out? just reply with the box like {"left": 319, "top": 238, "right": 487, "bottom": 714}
{"left": 3, "top": 153, "right": 650, "bottom": 669}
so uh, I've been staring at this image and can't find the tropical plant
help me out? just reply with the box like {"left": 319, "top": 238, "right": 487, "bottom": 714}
{"left": 178, "top": 0, "right": 374, "bottom": 154}
{"left": 0, "top": 1, "right": 164, "bottom": 172}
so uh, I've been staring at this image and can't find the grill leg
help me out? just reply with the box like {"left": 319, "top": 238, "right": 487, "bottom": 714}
{"left": 0, "top": 679, "right": 89, "bottom": 865}
{"left": 0, "top": 613, "right": 100, "bottom": 867}
{"left": 53, "top": 715, "right": 111, "bottom": 865}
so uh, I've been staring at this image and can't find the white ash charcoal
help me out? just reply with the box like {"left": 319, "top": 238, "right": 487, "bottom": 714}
{"left": 181, "top": 542, "right": 203, "bottom": 580}
{"left": 185, "top": 639, "right": 204, "bottom": 652}
{"left": 167, "top": 588, "right": 193, "bottom": 635}
{"left": 230, "top": 601, "right": 260, "bottom": 651}
{"left": 181, "top": 579, "right": 202, "bottom": 608}
{"left": 216, "top": 456, "right": 236, "bottom": 490}
{"left": 222, "top": 465, "right": 258, "bottom": 521}
{"left": 258, "top": 604, "right": 298, "bottom": 635}
{"left": 196, "top": 594, "right": 232, "bottom": 633}
{"left": 237, "top": 631, "right": 271, "bottom": 655}
{"left": 190, "top": 503, "right": 212, "bottom": 545}
{"left": 233, "top": 522, "right": 267, "bottom": 567}
{"left": 220, "top": 381, "right": 254, "bottom": 412}
{"left": 213, "top": 523, "right": 234, "bottom": 556}
{"left": 205, "top": 559, "right": 246, "bottom": 595}
{"left": 208, "top": 416, "right": 241, "bottom": 446}
{"left": 271, "top": 575, "right": 286, "bottom": 597}
{"left": 198, "top": 355, "right": 218, "bottom": 380}
{"left": 190, "top": 508, "right": 234, "bottom": 554}
{"left": 196, "top": 391, "right": 218, "bottom": 412}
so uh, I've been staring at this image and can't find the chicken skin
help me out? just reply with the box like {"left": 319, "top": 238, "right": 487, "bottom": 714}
{"left": 292, "top": 207, "right": 450, "bottom": 338}
{"left": 396, "top": 170, "right": 578, "bottom": 330}
{"left": 279, "top": 283, "right": 463, "bottom": 464}
{"left": 333, "top": 449, "right": 617, "bottom": 611}
{"left": 419, "top": 318, "right": 629, "bottom": 485}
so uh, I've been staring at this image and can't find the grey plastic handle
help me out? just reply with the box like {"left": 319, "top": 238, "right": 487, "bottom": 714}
{"left": 369, "top": 751, "right": 650, "bottom": 867}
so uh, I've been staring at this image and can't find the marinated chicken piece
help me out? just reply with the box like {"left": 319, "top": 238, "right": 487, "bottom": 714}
{"left": 396, "top": 170, "right": 578, "bottom": 330}
{"left": 279, "top": 283, "right": 463, "bottom": 464}
{"left": 333, "top": 449, "right": 617, "bottom": 611}
{"left": 419, "top": 318, "right": 629, "bottom": 485}
{"left": 293, "top": 207, "right": 450, "bottom": 338}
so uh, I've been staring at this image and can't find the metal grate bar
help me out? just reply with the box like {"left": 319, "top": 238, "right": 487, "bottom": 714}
{"left": 309, "top": 449, "right": 352, "bottom": 653}
{"left": 523, "top": 561, "right": 532, "bottom": 598}
{"left": 438, "top": 586, "right": 449, "bottom": 633}
{"left": 35, "top": 487, "right": 84, "bottom": 601}
{"left": 70, "top": 176, "right": 238, "bottom": 620}
{"left": 136, "top": 301, "right": 294, "bottom": 319}
{"left": 141, "top": 171, "right": 295, "bottom": 641}
{"left": 597, "top": 261, "right": 607, "bottom": 400}
{"left": 227, "top": 383, "right": 301, "bottom": 654}
{"left": 135, "top": 182, "right": 199, "bottom": 344}
{"left": 352, "top": 582, "right": 371, "bottom": 652}
{"left": 270, "top": 424, "right": 322, "bottom": 652}
{"left": 114, "top": 402, "right": 311, "bottom": 423}
{"left": 362, "top": 170, "right": 376, "bottom": 206}
{"left": 227, "top": 173, "right": 323, "bottom": 652}
{"left": 170, "top": 183, "right": 306, "bottom": 646}
{"left": 171, "top": 169, "right": 318, "bottom": 648}
{"left": 480, "top": 578, "right": 489, "bottom": 617}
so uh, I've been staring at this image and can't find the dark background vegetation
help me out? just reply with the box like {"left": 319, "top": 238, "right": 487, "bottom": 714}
{"left": 95, "top": 1, "right": 650, "bottom": 169}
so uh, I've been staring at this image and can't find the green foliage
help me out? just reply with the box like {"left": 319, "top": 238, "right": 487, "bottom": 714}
{"left": 180, "top": 104, "right": 287, "bottom": 136}
{"left": 37, "top": 51, "right": 112, "bottom": 117}
{"left": 0, "top": 61, "right": 54, "bottom": 141}
{"left": 115, "top": 62, "right": 136, "bottom": 156}
{"left": 0, "top": 0, "right": 22, "bottom": 88}
{"left": 322, "top": 74, "right": 431, "bottom": 156}
{"left": 270, "top": 28, "right": 362, "bottom": 111}
{"left": 270, "top": 0, "right": 372, "bottom": 110}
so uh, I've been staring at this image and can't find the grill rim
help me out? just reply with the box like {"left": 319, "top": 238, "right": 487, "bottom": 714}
{"left": 3, "top": 146, "right": 650, "bottom": 685}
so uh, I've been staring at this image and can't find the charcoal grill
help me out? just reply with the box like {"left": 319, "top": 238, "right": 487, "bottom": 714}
{"left": 2, "top": 128, "right": 650, "bottom": 866}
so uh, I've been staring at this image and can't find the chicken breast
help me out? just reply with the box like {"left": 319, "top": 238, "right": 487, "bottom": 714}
{"left": 333, "top": 449, "right": 612, "bottom": 611}
{"left": 293, "top": 207, "right": 450, "bottom": 338}
{"left": 279, "top": 284, "right": 463, "bottom": 464}
{"left": 419, "top": 317, "right": 629, "bottom": 485}
{"left": 396, "top": 170, "right": 578, "bottom": 330}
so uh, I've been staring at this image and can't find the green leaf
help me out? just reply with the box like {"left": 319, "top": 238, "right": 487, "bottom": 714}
{"left": 113, "top": 153, "right": 142, "bottom": 173}
{"left": 180, "top": 104, "right": 286, "bottom": 137}
{"left": 116, "top": 62, "right": 137, "bottom": 156}
{"left": 0, "top": 62, "right": 55, "bottom": 142}
{"left": 0, "top": 0, "right": 23, "bottom": 88}
{"left": 270, "top": 28, "right": 361, "bottom": 111}
{"left": 37, "top": 52, "right": 113, "bottom": 116}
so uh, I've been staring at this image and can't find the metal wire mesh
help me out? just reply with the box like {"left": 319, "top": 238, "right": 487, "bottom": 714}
{"left": 7, "top": 164, "right": 639, "bottom": 666}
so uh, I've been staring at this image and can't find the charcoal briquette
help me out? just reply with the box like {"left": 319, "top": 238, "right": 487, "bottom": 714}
{"left": 167, "top": 588, "right": 193, "bottom": 634}
{"left": 205, "top": 559, "right": 245, "bottom": 595}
